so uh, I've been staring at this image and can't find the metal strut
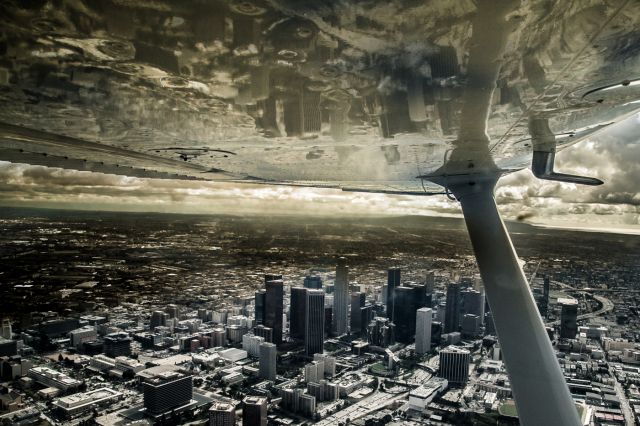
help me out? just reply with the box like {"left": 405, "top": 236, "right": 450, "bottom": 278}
{"left": 529, "top": 117, "right": 604, "bottom": 186}
{"left": 450, "top": 179, "right": 581, "bottom": 426}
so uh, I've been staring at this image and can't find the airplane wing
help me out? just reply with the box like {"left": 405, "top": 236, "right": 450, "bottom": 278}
{"left": 1, "top": 0, "right": 638, "bottom": 194}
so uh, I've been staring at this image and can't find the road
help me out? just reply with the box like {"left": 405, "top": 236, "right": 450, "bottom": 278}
{"left": 315, "top": 389, "right": 408, "bottom": 426}
{"left": 546, "top": 280, "right": 614, "bottom": 326}
{"left": 611, "top": 366, "right": 635, "bottom": 426}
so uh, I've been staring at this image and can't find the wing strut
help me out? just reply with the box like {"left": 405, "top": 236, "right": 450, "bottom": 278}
{"left": 450, "top": 178, "right": 581, "bottom": 426}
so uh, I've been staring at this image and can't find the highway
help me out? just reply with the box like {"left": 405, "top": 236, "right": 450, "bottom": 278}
{"left": 546, "top": 294, "right": 614, "bottom": 326}
{"left": 545, "top": 280, "right": 614, "bottom": 326}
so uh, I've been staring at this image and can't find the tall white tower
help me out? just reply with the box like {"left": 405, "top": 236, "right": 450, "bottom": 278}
{"left": 415, "top": 308, "right": 432, "bottom": 354}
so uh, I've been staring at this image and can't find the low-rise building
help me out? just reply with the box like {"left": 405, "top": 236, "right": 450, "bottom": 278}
{"left": 53, "top": 388, "right": 122, "bottom": 418}
{"left": 28, "top": 367, "right": 81, "bottom": 391}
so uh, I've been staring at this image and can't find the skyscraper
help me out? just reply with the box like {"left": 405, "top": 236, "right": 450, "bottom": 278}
{"left": 304, "top": 275, "right": 323, "bottom": 289}
{"left": 359, "top": 305, "right": 374, "bottom": 338}
{"left": 438, "top": 346, "right": 470, "bottom": 386}
{"left": 332, "top": 257, "right": 349, "bottom": 336}
{"left": 393, "top": 286, "right": 416, "bottom": 343}
{"left": 461, "top": 314, "right": 481, "bottom": 338}
{"left": 255, "top": 289, "right": 266, "bottom": 325}
{"left": 559, "top": 298, "right": 578, "bottom": 339}
{"left": 1, "top": 319, "right": 12, "bottom": 339}
{"left": 290, "top": 287, "right": 307, "bottom": 340}
{"left": 265, "top": 278, "right": 284, "bottom": 345}
{"left": 415, "top": 308, "right": 432, "bottom": 354}
{"left": 259, "top": 342, "right": 277, "bottom": 380}
{"left": 541, "top": 276, "right": 550, "bottom": 318}
{"left": 425, "top": 271, "right": 435, "bottom": 295}
{"left": 350, "top": 292, "right": 366, "bottom": 334}
{"left": 386, "top": 267, "right": 401, "bottom": 321}
{"left": 243, "top": 396, "right": 267, "bottom": 426}
{"left": 150, "top": 310, "right": 167, "bottom": 330}
{"left": 324, "top": 306, "right": 332, "bottom": 337}
{"left": 305, "top": 290, "right": 325, "bottom": 356}
{"left": 461, "top": 288, "right": 485, "bottom": 324}
{"left": 166, "top": 304, "right": 179, "bottom": 319}
{"left": 444, "top": 283, "right": 461, "bottom": 333}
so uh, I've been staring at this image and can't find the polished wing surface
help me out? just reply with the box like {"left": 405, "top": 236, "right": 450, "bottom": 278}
{"left": 0, "top": 0, "right": 639, "bottom": 193}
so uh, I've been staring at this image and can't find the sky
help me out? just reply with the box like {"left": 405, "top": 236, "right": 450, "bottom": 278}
{"left": 1, "top": 113, "right": 639, "bottom": 232}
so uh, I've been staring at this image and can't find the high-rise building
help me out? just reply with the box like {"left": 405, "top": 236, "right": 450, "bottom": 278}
{"left": 541, "top": 276, "right": 550, "bottom": 318}
{"left": 209, "top": 402, "right": 235, "bottom": 426}
{"left": 255, "top": 290, "right": 266, "bottom": 325}
{"left": 265, "top": 279, "right": 284, "bottom": 345}
{"left": 367, "top": 317, "right": 395, "bottom": 347}
{"left": 332, "top": 257, "right": 349, "bottom": 336}
{"left": 150, "top": 311, "right": 167, "bottom": 330}
{"left": 254, "top": 325, "right": 273, "bottom": 343}
{"left": 166, "top": 304, "right": 179, "bottom": 319}
{"left": 143, "top": 371, "right": 193, "bottom": 415}
{"left": 559, "top": 298, "right": 578, "bottom": 339}
{"left": 324, "top": 306, "right": 332, "bottom": 337}
{"left": 461, "top": 288, "right": 485, "bottom": 325}
{"left": 394, "top": 286, "right": 417, "bottom": 343}
{"left": 304, "top": 276, "right": 323, "bottom": 289}
{"left": 425, "top": 271, "right": 435, "bottom": 295}
{"left": 415, "top": 308, "right": 432, "bottom": 354}
{"left": 313, "top": 353, "right": 336, "bottom": 376}
{"left": 211, "top": 328, "right": 227, "bottom": 347}
{"left": 431, "top": 321, "right": 443, "bottom": 346}
{"left": 461, "top": 314, "right": 481, "bottom": 338}
{"left": 242, "top": 333, "right": 265, "bottom": 358}
{"left": 243, "top": 396, "right": 267, "bottom": 426}
{"left": 387, "top": 268, "right": 401, "bottom": 321}
{"left": 265, "top": 273, "right": 282, "bottom": 283}
{"left": 438, "top": 346, "right": 470, "bottom": 386}
{"left": 484, "top": 312, "right": 496, "bottom": 335}
{"left": 350, "top": 292, "right": 366, "bottom": 334}
{"left": 1, "top": 319, "right": 11, "bottom": 340}
{"left": 305, "top": 290, "right": 325, "bottom": 356}
{"left": 444, "top": 283, "right": 461, "bottom": 333}
{"left": 304, "top": 360, "right": 324, "bottom": 383}
{"left": 259, "top": 342, "right": 277, "bottom": 380}
{"left": 103, "top": 332, "right": 131, "bottom": 357}
{"left": 290, "top": 287, "right": 307, "bottom": 340}
{"left": 356, "top": 305, "right": 374, "bottom": 338}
